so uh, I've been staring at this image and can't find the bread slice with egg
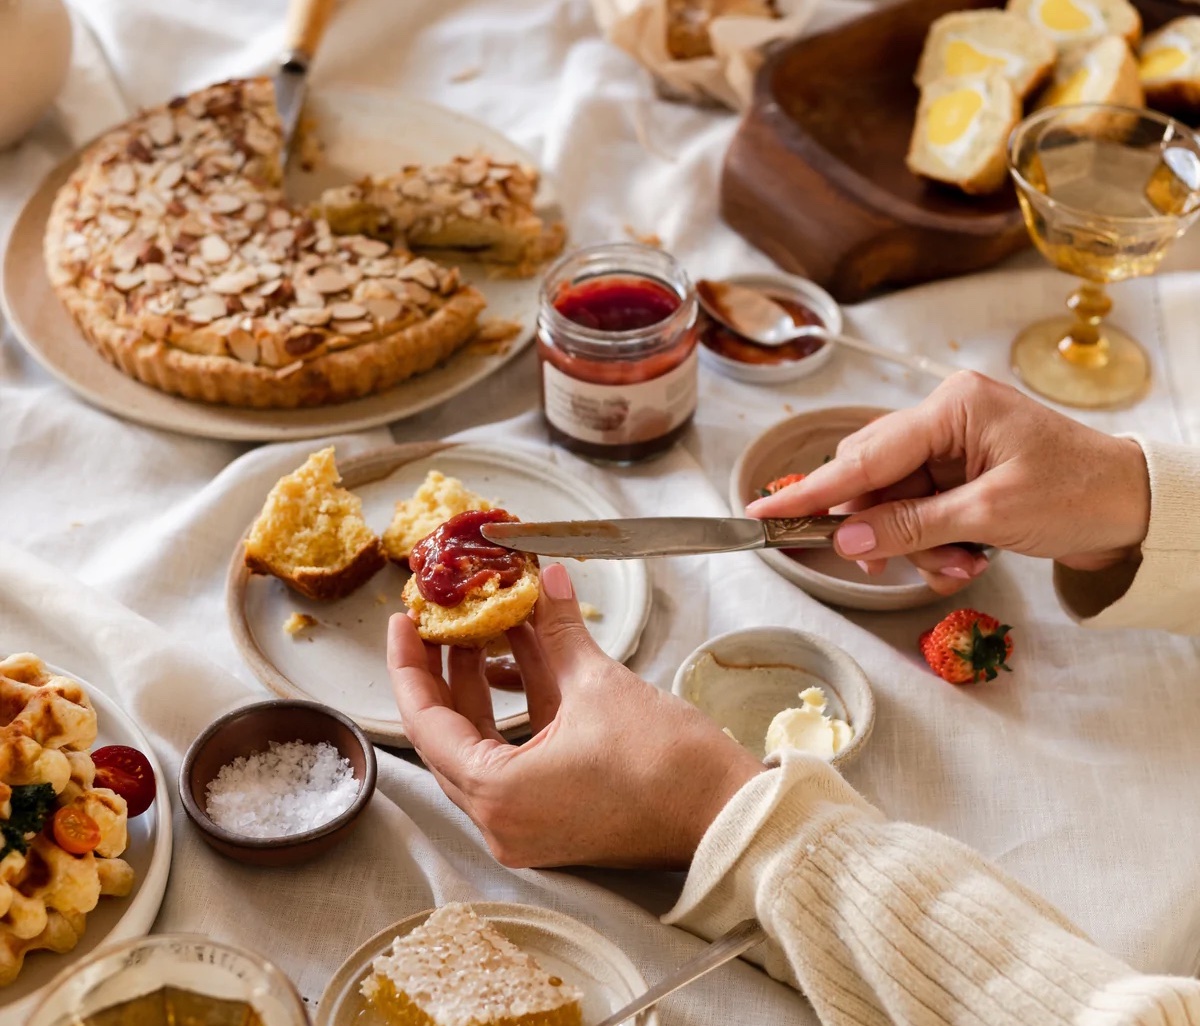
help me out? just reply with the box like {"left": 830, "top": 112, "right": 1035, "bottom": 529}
{"left": 1034, "top": 35, "right": 1143, "bottom": 111}
{"left": 244, "top": 447, "right": 385, "bottom": 601}
{"left": 907, "top": 73, "right": 1021, "bottom": 195}
{"left": 1139, "top": 17, "right": 1200, "bottom": 113}
{"left": 1007, "top": 0, "right": 1141, "bottom": 51}
{"left": 916, "top": 11, "right": 1056, "bottom": 100}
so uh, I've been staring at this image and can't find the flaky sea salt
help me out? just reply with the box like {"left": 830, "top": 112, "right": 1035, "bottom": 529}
{"left": 204, "top": 739, "right": 360, "bottom": 839}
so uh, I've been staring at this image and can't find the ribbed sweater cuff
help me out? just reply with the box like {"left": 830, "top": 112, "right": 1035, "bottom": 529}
{"left": 663, "top": 753, "right": 880, "bottom": 986}
{"left": 1056, "top": 437, "right": 1200, "bottom": 634}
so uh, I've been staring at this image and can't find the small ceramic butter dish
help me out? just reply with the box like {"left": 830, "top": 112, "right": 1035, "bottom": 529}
{"left": 697, "top": 272, "right": 839, "bottom": 384}
{"left": 672, "top": 627, "right": 874, "bottom": 768}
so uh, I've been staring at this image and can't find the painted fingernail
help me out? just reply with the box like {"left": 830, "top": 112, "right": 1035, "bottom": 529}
{"left": 543, "top": 563, "right": 574, "bottom": 600}
{"left": 836, "top": 522, "right": 876, "bottom": 556}
{"left": 941, "top": 566, "right": 971, "bottom": 579}
{"left": 972, "top": 555, "right": 990, "bottom": 576}
{"left": 856, "top": 560, "right": 871, "bottom": 575}
{"left": 745, "top": 497, "right": 769, "bottom": 515}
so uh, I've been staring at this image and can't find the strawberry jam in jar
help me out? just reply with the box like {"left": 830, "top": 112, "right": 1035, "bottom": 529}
{"left": 537, "top": 243, "right": 698, "bottom": 463}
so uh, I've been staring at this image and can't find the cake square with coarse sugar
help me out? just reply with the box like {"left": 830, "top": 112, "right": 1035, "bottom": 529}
{"left": 361, "top": 903, "right": 583, "bottom": 1026}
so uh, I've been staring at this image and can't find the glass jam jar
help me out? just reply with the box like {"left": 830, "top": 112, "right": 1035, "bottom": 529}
{"left": 537, "top": 243, "right": 699, "bottom": 463}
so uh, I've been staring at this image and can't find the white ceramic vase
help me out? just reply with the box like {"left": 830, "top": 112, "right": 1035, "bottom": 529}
{"left": 0, "top": 0, "right": 73, "bottom": 149}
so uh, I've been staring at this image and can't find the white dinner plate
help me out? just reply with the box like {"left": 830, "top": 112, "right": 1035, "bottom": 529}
{"left": 316, "top": 902, "right": 657, "bottom": 1026}
{"left": 0, "top": 85, "right": 559, "bottom": 442}
{"left": 3, "top": 668, "right": 173, "bottom": 1022}
{"left": 227, "top": 442, "right": 652, "bottom": 746}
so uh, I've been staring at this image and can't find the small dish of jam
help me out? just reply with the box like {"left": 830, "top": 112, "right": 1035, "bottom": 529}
{"left": 697, "top": 272, "right": 841, "bottom": 385}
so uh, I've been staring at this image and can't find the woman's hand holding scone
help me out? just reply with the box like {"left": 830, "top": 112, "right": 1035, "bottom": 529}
{"left": 388, "top": 564, "right": 763, "bottom": 869}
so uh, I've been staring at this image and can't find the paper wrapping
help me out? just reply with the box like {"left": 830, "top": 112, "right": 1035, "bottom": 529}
{"left": 589, "top": 0, "right": 821, "bottom": 109}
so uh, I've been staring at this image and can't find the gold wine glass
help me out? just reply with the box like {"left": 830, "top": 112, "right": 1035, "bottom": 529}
{"left": 1008, "top": 103, "right": 1200, "bottom": 409}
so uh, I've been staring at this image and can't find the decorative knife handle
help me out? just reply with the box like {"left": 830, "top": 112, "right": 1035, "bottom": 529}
{"left": 283, "top": 0, "right": 337, "bottom": 67}
{"left": 762, "top": 515, "right": 848, "bottom": 549}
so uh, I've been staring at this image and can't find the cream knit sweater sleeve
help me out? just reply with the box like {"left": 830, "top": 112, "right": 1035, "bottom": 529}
{"left": 665, "top": 438, "right": 1200, "bottom": 1024}
{"left": 665, "top": 755, "right": 1200, "bottom": 1026}
{"left": 1054, "top": 438, "right": 1200, "bottom": 634}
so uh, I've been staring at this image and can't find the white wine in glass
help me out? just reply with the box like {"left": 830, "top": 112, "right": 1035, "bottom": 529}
{"left": 1008, "top": 103, "right": 1200, "bottom": 409}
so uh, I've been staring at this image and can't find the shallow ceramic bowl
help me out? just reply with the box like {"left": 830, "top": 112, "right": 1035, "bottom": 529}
{"left": 672, "top": 627, "right": 874, "bottom": 768}
{"left": 732, "top": 405, "right": 993, "bottom": 610}
{"left": 179, "top": 699, "right": 377, "bottom": 867}
{"left": 698, "top": 271, "right": 840, "bottom": 385}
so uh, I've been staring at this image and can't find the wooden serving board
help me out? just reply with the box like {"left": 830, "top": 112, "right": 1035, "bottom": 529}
{"left": 721, "top": 0, "right": 1194, "bottom": 302}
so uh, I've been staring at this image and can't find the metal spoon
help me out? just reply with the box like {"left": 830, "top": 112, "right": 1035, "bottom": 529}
{"left": 696, "top": 278, "right": 962, "bottom": 381}
{"left": 593, "top": 919, "right": 766, "bottom": 1026}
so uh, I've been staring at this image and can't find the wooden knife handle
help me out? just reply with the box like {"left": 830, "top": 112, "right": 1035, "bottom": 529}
{"left": 283, "top": 0, "right": 337, "bottom": 64}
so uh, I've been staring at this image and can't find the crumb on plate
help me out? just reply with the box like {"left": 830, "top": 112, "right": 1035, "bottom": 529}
{"left": 283, "top": 612, "right": 318, "bottom": 637}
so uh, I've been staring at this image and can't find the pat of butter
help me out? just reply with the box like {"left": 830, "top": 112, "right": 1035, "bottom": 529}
{"left": 765, "top": 686, "right": 853, "bottom": 761}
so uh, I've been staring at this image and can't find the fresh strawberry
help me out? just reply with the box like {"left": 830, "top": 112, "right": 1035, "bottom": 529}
{"left": 919, "top": 609, "right": 1013, "bottom": 684}
{"left": 757, "top": 472, "right": 829, "bottom": 515}
{"left": 759, "top": 472, "right": 808, "bottom": 498}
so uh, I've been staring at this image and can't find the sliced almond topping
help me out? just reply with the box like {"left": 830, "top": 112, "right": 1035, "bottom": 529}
{"left": 98, "top": 214, "right": 133, "bottom": 239}
{"left": 240, "top": 294, "right": 266, "bottom": 313}
{"left": 226, "top": 330, "right": 260, "bottom": 363}
{"left": 294, "top": 286, "right": 324, "bottom": 308}
{"left": 396, "top": 259, "right": 439, "bottom": 289}
{"left": 110, "top": 240, "right": 141, "bottom": 272}
{"left": 404, "top": 282, "right": 432, "bottom": 305}
{"left": 109, "top": 164, "right": 137, "bottom": 194}
{"left": 351, "top": 237, "right": 390, "bottom": 259}
{"left": 173, "top": 264, "right": 204, "bottom": 284}
{"left": 314, "top": 237, "right": 334, "bottom": 254}
{"left": 458, "top": 198, "right": 483, "bottom": 219}
{"left": 113, "top": 269, "right": 145, "bottom": 291}
{"left": 209, "top": 268, "right": 260, "bottom": 294}
{"left": 329, "top": 301, "right": 366, "bottom": 320}
{"left": 145, "top": 113, "right": 176, "bottom": 147}
{"left": 488, "top": 166, "right": 513, "bottom": 181}
{"left": 287, "top": 307, "right": 332, "bottom": 326}
{"left": 199, "top": 235, "right": 232, "bottom": 264}
{"left": 243, "top": 119, "right": 277, "bottom": 156}
{"left": 257, "top": 261, "right": 283, "bottom": 281}
{"left": 335, "top": 319, "right": 373, "bottom": 335}
{"left": 268, "top": 209, "right": 291, "bottom": 230}
{"left": 209, "top": 193, "right": 245, "bottom": 214}
{"left": 266, "top": 229, "right": 295, "bottom": 252}
{"left": 143, "top": 263, "right": 174, "bottom": 284}
{"left": 185, "top": 293, "right": 228, "bottom": 323}
{"left": 460, "top": 160, "right": 488, "bottom": 186}
{"left": 243, "top": 201, "right": 267, "bottom": 223}
{"left": 309, "top": 267, "right": 350, "bottom": 294}
{"left": 156, "top": 161, "right": 185, "bottom": 191}
{"left": 260, "top": 279, "right": 283, "bottom": 297}
{"left": 365, "top": 297, "right": 403, "bottom": 322}
{"left": 400, "top": 177, "right": 431, "bottom": 201}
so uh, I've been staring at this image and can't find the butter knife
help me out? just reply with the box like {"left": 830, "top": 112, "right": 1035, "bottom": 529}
{"left": 275, "top": 0, "right": 337, "bottom": 158}
{"left": 480, "top": 515, "right": 848, "bottom": 560}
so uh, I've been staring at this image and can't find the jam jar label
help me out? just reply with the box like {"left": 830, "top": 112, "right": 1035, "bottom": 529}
{"left": 541, "top": 351, "right": 698, "bottom": 447}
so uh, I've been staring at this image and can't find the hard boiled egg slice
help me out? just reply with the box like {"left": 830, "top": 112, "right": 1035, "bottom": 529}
{"left": 943, "top": 37, "right": 1028, "bottom": 80}
{"left": 1030, "top": 0, "right": 1104, "bottom": 41}
{"left": 926, "top": 82, "right": 987, "bottom": 162}
{"left": 1140, "top": 33, "right": 1197, "bottom": 81}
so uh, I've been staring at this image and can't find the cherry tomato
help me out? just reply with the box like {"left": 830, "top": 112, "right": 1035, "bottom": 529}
{"left": 53, "top": 806, "right": 101, "bottom": 855}
{"left": 91, "top": 745, "right": 156, "bottom": 817}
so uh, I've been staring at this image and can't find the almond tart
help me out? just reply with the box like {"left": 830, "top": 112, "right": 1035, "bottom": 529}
{"left": 244, "top": 447, "right": 385, "bottom": 601}
{"left": 43, "top": 77, "right": 487, "bottom": 409}
{"left": 313, "top": 156, "right": 565, "bottom": 276}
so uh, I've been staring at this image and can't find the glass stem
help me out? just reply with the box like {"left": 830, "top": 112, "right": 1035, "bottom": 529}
{"left": 1059, "top": 280, "right": 1112, "bottom": 367}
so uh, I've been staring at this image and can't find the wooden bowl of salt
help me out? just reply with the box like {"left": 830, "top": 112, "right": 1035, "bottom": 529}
{"left": 179, "top": 699, "right": 377, "bottom": 867}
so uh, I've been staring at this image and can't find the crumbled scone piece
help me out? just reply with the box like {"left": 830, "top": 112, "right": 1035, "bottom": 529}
{"left": 283, "top": 612, "right": 318, "bottom": 636}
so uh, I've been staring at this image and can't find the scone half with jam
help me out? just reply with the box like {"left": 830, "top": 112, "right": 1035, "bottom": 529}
{"left": 382, "top": 470, "right": 492, "bottom": 564}
{"left": 244, "top": 447, "right": 385, "bottom": 601}
{"left": 402, "top": 509, "right": 539, "bottom": 648}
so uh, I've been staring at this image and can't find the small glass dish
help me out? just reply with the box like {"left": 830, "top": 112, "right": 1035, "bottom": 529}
{"left": 697, "top": 271, "right": 840, "bottom": 384}
{"left": 27, "top": 934, "right": 308, "bottom": 1026}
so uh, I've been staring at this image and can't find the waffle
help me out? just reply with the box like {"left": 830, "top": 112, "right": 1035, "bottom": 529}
{"left": 43, "top": 78, "right": 488, "bottom": 408}
{"left": 362, "top": 903, "right": 583, "bottom": 1026}
{"left": 0, "top": 654, "right": 134, "bottom": 986}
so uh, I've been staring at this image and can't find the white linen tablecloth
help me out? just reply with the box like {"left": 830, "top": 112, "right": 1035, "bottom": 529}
{"left": 2, "top": 1, "right": 1199, "bottom": 1022}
